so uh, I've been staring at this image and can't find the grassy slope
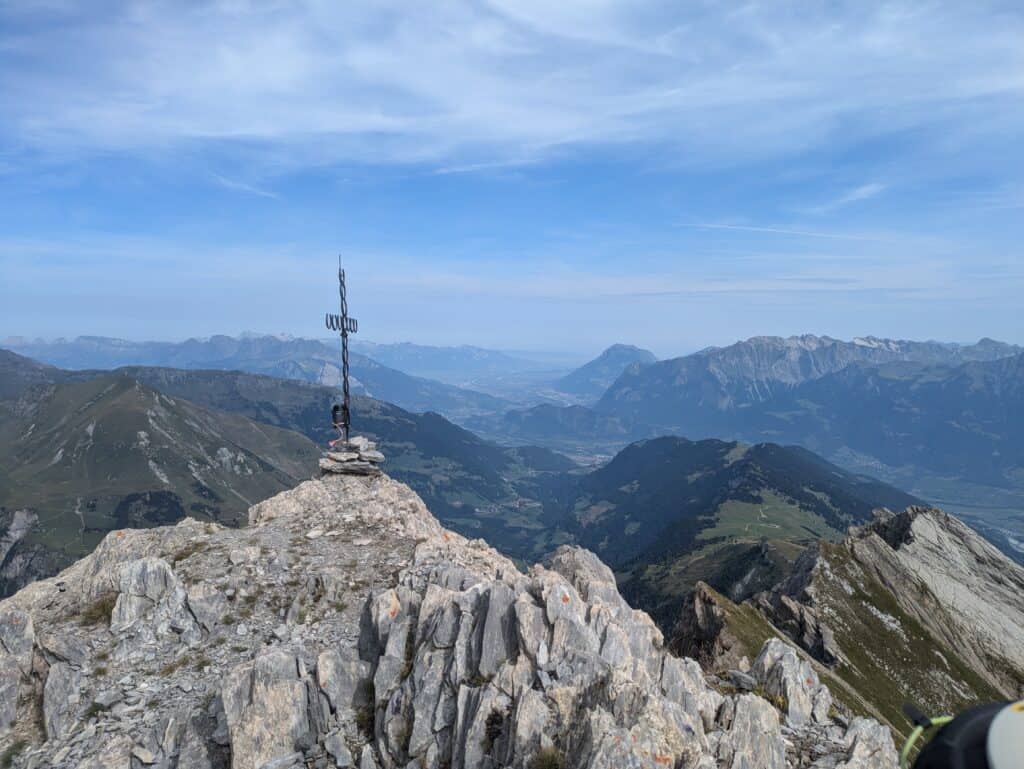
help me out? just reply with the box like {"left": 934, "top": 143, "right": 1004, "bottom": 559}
{"left": 811, "top": 543, "right": 1004, "bottom": 737}
{"left": 0, "top": 374, "right": 318, "bottom": 564}
{"left": 700, "top": 545, "right": 1005, "bottom": 743}
{"left": 623, "top": 490, "right": 833, "bottom": 627}
{"left": 696, "top": 491, "right": 844, "bottom": 543}
{"left": 116, "top": 366, "right": 577, "bottom": 562}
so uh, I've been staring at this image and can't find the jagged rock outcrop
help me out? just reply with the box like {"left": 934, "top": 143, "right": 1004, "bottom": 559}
{"left": 671, "top": 582, "right": 747, "bottom": 671}
{"left": 753, "top": 547, "right": 842, "bottom": 667}
{"left": 0, "top": 467, "right": 897, "bottom": 768}
{"left": 757, "top": 507, "right": 1024, "bottom": 698}
{"left": 851, "top": 506, "right": 1024, "bottom": 695}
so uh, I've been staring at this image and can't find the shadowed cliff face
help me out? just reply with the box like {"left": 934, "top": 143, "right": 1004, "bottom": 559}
{"left": 0, "top": 469, "right": 898, "bottom": 769}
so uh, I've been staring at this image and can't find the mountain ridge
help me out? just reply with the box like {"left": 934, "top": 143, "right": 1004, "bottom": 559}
{"left": 0, "top": 351, "right": 578, "bottom": 591}
{"left": 0, "top": 466, "right": 901, "bottom": 769}
{"left": 0, "top": 369, "right": 320, "bottom": 595}
{"left": 4, "top": 335, "right": 510, "bottom": 422}
{"left": 596, "top": 333, "right": 1022, "bottom": 424}
{"left": 674, "top": 504, "right": 1024, "bottom": 740}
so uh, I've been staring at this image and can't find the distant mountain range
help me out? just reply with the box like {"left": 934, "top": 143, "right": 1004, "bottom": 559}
{"left": 0, "top": 350, "right": 574, "bottom": 592}
{"left": 4, "top": 335, "right": 510, "bottom": 421}
{"left": 595, "top": 334, "right": 1021, "bottom": 428}
{"left": 1, "top": 345, "right": 922, "bottom": 613}
{"left": 3, "top": 337, "right": 1021, "bottom": 757}
{"left": 5, "top": 330, "right": 1022, "bottom": 599}
{"left": 476, "top": 334, "right": 1024, "bottom": 556}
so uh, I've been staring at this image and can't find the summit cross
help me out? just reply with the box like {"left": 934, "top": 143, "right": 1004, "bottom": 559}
{"left": 325, "top": 259, "right": 358, "bottom": 444}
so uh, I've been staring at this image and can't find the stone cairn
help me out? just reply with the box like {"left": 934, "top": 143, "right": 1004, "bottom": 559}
{"left": 318, "top": 435, "right": 385, "bottom": 476}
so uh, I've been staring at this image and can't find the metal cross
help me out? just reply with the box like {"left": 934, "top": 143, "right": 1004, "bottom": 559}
{"left": 325, "top": 258, "right": 358, "bottom": 444}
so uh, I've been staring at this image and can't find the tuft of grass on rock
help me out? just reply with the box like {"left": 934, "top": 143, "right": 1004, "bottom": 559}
{"left": 483, "top": 709, "right": 505, "bottom": 754}
{"left": 84, "top": 702, "right": 110, "bottom": 720}
{"left": 528, "top": 747, "right": 565, "bottom": 769}
{"left": 160, "top": 658, "right": 187, "bottom": 676}
{"left": 354, "top": 705, "right": 375, "bottom": 738}
{"left": 79, "top": 593, "right": 118, "bottom": 627}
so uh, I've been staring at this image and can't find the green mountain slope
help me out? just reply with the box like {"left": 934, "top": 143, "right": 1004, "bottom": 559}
{"left": 480, "top": 337, "right": 1024, "bottom": 558}
{"left": 113, "top": 365, "right": 577, "bottom": 560}
{"left": 674, "top": 506, "right": 1024, "bottom": 742}
{"left": 0, "top": 372, "right": 319, "bottom": 593}
{"left": 570, "top": 437, "right": 918, "bottom": 565}
{"left": 561, "top": 436, "right": 920, "bottom": 626}
{"left": 0, "top": 353, "right": 578, "bottom": 569}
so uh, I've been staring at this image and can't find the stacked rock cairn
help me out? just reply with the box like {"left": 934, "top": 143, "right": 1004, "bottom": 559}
{"left": 318, "top": 435, "right": 385, "bottom": 476}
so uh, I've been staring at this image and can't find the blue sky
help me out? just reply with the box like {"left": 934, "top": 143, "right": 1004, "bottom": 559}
{"left": 1, "top": 1, "right": 1022, "bottom": 357}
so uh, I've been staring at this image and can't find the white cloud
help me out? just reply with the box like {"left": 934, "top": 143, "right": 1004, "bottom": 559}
{"left": 212, "top": 174, "right": 279, "bottom": 199}
{"left": 678, "top": 222, "right": 891, "bottom": 242}
{"left": 1, "top": 1, "right": 1022, "bottom": 173}
{"left": 803, "top": 182, "right": 888, "bottom": 214}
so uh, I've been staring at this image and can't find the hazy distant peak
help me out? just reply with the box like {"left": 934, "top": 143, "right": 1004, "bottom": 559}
{"left": 556, "top": 343, "right": 657, "bottom": 399}
{"left": 599, "top": 342, "right": 657, "bottom": 357}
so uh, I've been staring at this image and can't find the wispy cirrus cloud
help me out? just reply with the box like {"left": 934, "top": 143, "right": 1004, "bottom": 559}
{"left": 1, "top": 2, "right": 1022, "bottom": 350}
{"left": 803, "top": 182, "right": 888, "bottom": 214}
{"left": 677, "top": 223, "right": 892, "bottom": 243}
{"left": 212, "top": 174, "right": 279, "bottom": 200}
{"left": 1, "top": 1, "right": 1022, "bottom": 174}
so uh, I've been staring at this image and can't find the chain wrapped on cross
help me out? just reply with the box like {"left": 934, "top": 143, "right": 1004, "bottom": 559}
{"left": 325, "top": 260, "right": 357, "bottom": 445}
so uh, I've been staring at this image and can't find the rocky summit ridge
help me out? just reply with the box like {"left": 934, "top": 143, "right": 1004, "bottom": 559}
{"left": 672, "top": 505, "right": 1024, "bottom": 743}
{"left": 0, "top": 462, "right": 897, "bottom": 769}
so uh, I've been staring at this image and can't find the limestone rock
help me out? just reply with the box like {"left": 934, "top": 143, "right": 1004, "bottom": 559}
{"left": 78, "top": 734, "right": 134, "bottom": 769}
{"left": 671, "top": 581, "right": 747, "bottom": 670}
{"left": 317, "top": 649, "right": 371, "bottom": 713}
{"left": 0, "top": 658, "right": 20, "bottom": 738}
{"left": 222, "top": 650, "right": 316, "bottom": 769}
{"left": 854, "top": 506, "right": 1024, "bottom": 694}
{"left": 0, "top": 609, "right": 33, "bottom": 737}
{"left": 43, "top": 661, "right": 83, "bottom": 740}
{"left": 0, "top": 470, "right": 896, "bottom": 769}
{"left": 752, "top": 638, "right": 832, "bottom": 726}
{"left": 0, "top": 609, "right": 34, "bottom": 674}
{"left": 836, "top": 717, "right": 898, "bottom": 769}
{"left": 111, "top": 557, "right": 201, "bottom": 645}
{"left": 187, "top": 582, "right": 228, "bottom": 632}
{"left": 716, "top": 693, "right": 786, "bottom": 769}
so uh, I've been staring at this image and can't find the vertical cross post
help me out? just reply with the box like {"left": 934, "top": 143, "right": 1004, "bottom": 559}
{"left": 325, "top": 258, "right": 358, "bottom": 444}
